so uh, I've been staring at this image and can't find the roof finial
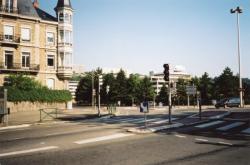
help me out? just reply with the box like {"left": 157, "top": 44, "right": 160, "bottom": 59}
{"left": 33, "top": 0, "right": 39, "bottom": 9}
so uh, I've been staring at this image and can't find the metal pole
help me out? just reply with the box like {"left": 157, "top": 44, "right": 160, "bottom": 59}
{"left": 168, "top": 81, "right": 172, "bottom": 124}
{"left": 236, "top": 12, "right": 243, "bottom": 107}
{"left": 92, "top": 70, "right": 95, "bottom": 108}
{"left": 187, "top": 95, "right": 190, "bottom": 107}
{"left": 98, "top": 76, "right": 101, "bottom": 117}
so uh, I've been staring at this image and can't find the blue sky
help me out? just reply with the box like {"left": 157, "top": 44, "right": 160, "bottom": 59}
{"left": 40, "top": 0, "right": 250, "bottom": 78}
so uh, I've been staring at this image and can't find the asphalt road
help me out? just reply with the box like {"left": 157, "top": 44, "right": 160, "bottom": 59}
{"left": 0, "top": 113, "right": 249, "bottom": 165}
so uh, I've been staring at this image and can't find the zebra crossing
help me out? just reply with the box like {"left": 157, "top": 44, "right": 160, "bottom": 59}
{"left": 97, "top": 116, "right": 177, "bottom": 125}
{"left": 193, "top": 120, "right": 250, "bottom": 135}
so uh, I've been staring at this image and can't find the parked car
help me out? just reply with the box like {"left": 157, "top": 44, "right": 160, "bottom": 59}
{"left": 215, "top": 98, "right": 228, "bottom": 108}
{"left": 226, "top": 97, "right": 240, "bottom": 108}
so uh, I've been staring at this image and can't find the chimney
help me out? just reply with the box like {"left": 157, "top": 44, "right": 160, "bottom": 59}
{"left": 33, "top": 0, "right": 39, "bottom": 8}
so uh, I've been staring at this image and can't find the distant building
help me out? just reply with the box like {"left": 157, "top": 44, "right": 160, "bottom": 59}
{"left": 73, "top": 65, "right": 84, "bottom": 74}
{"left": 102, "top": 68, "right": 131, "bottom": 78}
{"left": 150, "top": 65, "right": 191, "bottom": 95}
{"left": 68, "top": 80, "right": 78, "bottom": 100}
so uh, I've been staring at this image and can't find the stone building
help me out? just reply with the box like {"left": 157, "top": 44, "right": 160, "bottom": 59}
{"left": 0, "top": 0, "right": 73, "bottom": 90}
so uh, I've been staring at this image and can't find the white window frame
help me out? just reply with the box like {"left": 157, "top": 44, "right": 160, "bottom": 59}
{"left": 4, "top": 25, "right": 14, "bottom": 41}
{"left": 46, "top": 32, "right": 54, "bottom": 45}
{"left": 21, "top": 52, "right": 30, "bottom": 68}
{"left": 21, "top": 28, "right": 31, "bottom": 42}
{"left": 6, "top": 0, "right": 14, "bottom": 12}
{"left": 4, "top": 50, "right": 14, "bottom": 68}
{"left": 47, "top": 54, "right": 55, "bottom": 68}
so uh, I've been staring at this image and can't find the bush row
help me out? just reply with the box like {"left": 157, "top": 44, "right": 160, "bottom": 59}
{"left": 6, "top": 87, "right": 72, "bottom": 103}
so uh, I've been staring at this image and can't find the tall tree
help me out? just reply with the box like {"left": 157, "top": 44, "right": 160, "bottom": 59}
{"left": 214, "top": 67, "right": 238, "bottom": 99}
{"left": 176, "top": 79, "right": 188, "bottom": 105}
{"left": 137, "top": 77, "right": 155, "bottom": 102}
{"left": 75, "top": 74, "right": 92, "bottom": 104}
{"left": 199, "top": 72, "right": 213, "bottom": 104}
{"left": 127, "top": 74, "right": 141, "bottom": 105}
{"left": 156, "top": 84, "right": 168, "bottom": 105}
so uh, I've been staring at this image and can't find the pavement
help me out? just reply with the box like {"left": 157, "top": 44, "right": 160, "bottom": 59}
{"left": 1, "top": 105, "right": 250, "bottom": 132}
{"left": 0, "top": 106, "right": 250, "bottom": 164}
{"left": 0, "top": 105, "right": 206, "bottom": 126}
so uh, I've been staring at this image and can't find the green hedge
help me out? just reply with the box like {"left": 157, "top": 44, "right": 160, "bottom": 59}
{"left": 6, "top": 87, "right": 72, "bottom": 103}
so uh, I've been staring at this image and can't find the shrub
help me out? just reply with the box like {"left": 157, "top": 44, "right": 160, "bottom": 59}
{"left": 6, "top": 87, "right": 72, "bottom": 103}
{"left": 2, "top": 74, "right": 72, "bottom": 103}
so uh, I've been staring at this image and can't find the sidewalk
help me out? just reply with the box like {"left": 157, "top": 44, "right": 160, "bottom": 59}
{"left": 1, "top": 105, "right": 250, "bottom": 127}
{"left": 1, "top": 107, "right": 109, "bottom": 127}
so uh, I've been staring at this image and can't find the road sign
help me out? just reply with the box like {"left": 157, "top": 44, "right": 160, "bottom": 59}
{"left": 186, "top": 85, "right": 197, "bottom": 95}
{"left": 140, "top": 102, "right": 149, "bottom": 113}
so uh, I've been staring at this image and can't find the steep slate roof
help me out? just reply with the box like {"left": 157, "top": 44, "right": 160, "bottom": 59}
{"left": 17, "top": 0, "right": 40, "bottom": 18}
{"left": 17, "top": 0, "right": 57, "bottom": 22}
{"left": 55, "top": 0, "right": 72, "bottom": 9}
{"left": 35, "top": 8, "right": 57, "bottom": 22}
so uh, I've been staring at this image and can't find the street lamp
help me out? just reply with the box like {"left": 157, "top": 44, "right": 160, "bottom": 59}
{"left": 230, "top": 6, "right": 244, "bottom": 107}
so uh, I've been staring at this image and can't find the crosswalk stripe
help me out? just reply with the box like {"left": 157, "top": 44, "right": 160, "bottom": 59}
{"left": 149, "top": 123, "right": 184, "bottom": 132}
{"left": 74, "top": 133, "right": 134, "bottom": 144}
{"left": 152, "top": 118, "right": 177, "bottom": 124}
{"left": 242, "top": 128, "right": 250, "bottom": 134}
{"left": 195, "top": 121, "right": 225, "bottom": 128}
{"left": 133, "top": 118, "right": 162, "bottom": 124}
{"left": 216, "top": 122, "right": 245, "bottom": 131}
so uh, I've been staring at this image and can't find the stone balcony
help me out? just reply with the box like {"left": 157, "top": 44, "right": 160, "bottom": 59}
{"left": 57, "top": 66, "right": 73, "bottom": 80}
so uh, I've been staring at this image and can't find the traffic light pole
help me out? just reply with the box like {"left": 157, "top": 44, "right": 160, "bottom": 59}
{"left": 168, "top": 81, "right": 172, "bottom": 124}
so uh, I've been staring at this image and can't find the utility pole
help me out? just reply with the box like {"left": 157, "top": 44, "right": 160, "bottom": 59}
{"left": 92, "top": 70, "right": 95, "bottom": 108}
{"left": 231, "top": 6, "right": 244, "bottom": 107}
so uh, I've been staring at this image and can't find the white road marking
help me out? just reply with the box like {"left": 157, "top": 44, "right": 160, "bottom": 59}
{"left": 216, "top": 122, "right": 245, "bottom": 131}
{"left": 195, "top": 121, "right": 224, "bottom": 128}
{"left": 119, "top": 118, "right": 144, "bottom": 123}
{"left": 148, "top": 123, "right": 183, "bottom": 132}
{"left": 195, "top": 138, "right": 208, "bottom": 142}
{"left": 175, "top": 135, "right": 186, "bottom": 138}
{"left": 152, "top": 118, "right": 177, "bottom": 124}
{"left": 134, "top": 118, "right": 162, "bottom": 124}
{"left": 0, "top": 146, "right": 58, "bottom": 158}
{"left": 74, "top": 133, "right": 134, "bottom": 145}
{"left": 218, "top": 142, "right": 233, "bottom": 146}
{"left": 0, "top": 124, "right": 31, "bottom": 131}
{"left": 242, "top": 128, "right": 250, "bottom": 134}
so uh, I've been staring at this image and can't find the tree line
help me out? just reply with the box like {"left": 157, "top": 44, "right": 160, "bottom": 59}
{"left": 75, "top": 67, "right": 250, "bottom": 106}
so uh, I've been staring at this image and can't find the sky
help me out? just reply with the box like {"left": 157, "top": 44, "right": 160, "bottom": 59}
{"left": 40, "top": 0, "right": 250, "bottom": 78}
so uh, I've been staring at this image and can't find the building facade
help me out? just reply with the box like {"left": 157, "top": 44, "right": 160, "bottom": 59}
{"left": 0, "top": 0, "right": 73, "bottom": 90}
{"left": 150, "top": 66, "right": 191, "bottom": 95}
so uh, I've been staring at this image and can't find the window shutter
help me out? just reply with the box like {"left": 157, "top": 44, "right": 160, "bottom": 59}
{"left": 21, "top": 28, "right": 30, "bottom": 41}
{"left": 4, "top": 26, "right": 14, "bottom": 35}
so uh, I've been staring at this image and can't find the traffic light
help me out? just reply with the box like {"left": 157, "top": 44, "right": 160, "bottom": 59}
{"left": 163, "top": 64, "right": 169, "bottom": 81}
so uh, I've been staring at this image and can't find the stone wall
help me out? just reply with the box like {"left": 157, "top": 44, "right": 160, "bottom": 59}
{"left": 7, "top": 102, "right": 67, "bottom": 113}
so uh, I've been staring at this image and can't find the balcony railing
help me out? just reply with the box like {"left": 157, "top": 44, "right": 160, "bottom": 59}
{"left": 58, "top": 66, "right": 73, "bottom": 70}
{"left": 0, "top": 62, "right": 40, "bottom": 72}
{"left": 0, "top": 34, "right": 20, "bottom": 44}
{"left": 0, "top": 6, "right": 18, "bottom": 14}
